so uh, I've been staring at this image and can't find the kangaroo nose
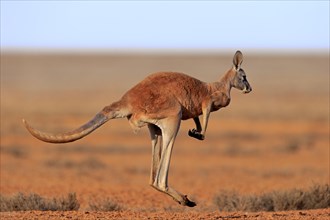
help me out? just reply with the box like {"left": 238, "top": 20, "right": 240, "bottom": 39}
{"left": 243, "top": 85, "right": 252, "bottom": 93}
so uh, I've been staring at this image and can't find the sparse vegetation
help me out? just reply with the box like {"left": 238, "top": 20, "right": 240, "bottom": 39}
{"left": 0, "top": 192, "right": 79, "bottom": 212}
{"left": 1, "top": 145, "right": 28, "bottom": 158}
{"left": 45, "top": 157, "right": 106, "bottom": 170}
{"left": 0, "top": 192, "right": 124, "bottom": 212}
{"left": 1, "top": 54, "right": 329, "bottom": 218}
{"left": 222, "top": 144, "right": 260, "bottom": 157}
{"left": 214, "top": 184, "right": 330, "bottom": 212}
{"left": 88, "top": 197, "right": 122, "bottom": 211}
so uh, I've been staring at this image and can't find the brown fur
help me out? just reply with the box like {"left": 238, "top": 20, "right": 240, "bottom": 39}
{"left": 23, "top": 51, "right": 252, "bottom": 207}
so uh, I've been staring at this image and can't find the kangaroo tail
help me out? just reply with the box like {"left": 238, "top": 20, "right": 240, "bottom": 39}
{"left": 22, "top": 111, "right": 110, "bottom": 143}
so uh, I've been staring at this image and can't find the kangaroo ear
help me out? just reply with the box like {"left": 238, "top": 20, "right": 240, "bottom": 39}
{"left": 233, "top": 50, "right": 243, "bottom": 69}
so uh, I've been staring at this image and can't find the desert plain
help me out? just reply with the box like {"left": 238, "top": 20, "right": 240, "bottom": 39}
{"left": 0, "top": 52, "right": 329, "bottom": 219}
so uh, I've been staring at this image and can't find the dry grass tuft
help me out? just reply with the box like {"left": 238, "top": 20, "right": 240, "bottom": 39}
{"left": 214, "top": 184, "right": 330, "bottom": 212}
{"left": 45, "top": 157, "right": 106, "bottom": 170}
{"left": 1, "top": 145, "right": 28, "bottom": 158}
{"left": 0, "top": 192, "right": 79, "bottom": 212}
{"left": 88, "top": 198, "right": 122, "bottom": 211}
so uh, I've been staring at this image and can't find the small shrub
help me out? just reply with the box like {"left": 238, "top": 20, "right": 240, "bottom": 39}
{"left": 45, "top": 157, "right": 106, "bottom": 170}
{"left": 213, "top": 190, "right": 240, "bottom": 212}
{"left": 1, "top": 145, "right": 28, "bottom": 158}
{"left": 88, "top": 198, "right": 122, "bottom": 211}
{"left": 298, "top": 184, "right": 330, "bottom": 210}
{"left": 222, "top": 144, "right": 259, "bottom": 157}
{"left": 0, "top": 192, "right": 79, "bottom": 212}
{"left": 214, "top": 184, "right": 330, "bottom": 212}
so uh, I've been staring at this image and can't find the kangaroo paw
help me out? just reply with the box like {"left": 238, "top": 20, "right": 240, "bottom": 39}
{"left": 188, "top": 129, "right": 204, "bottom": 141}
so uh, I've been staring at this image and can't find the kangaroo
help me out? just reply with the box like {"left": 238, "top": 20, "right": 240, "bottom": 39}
{"left": 23, "top": 50, "right": 252, "bottom": 207}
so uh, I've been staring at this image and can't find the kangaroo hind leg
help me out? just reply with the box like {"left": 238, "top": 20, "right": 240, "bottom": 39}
{"left": 152, "top": 116, "right": 196, "bottom": 207}
{"left": 148, "top": 124, "right": 162, "bottom": 185}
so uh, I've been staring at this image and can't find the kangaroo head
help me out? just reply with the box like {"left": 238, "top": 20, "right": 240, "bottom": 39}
{"left": 231, "top": 50, "right": 252, "bottom": 94}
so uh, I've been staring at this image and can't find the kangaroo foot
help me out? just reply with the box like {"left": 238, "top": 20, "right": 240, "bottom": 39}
{"left": 152, "top": 184, "right": 197, "bottom": 207}
{"left": 175, "top": 195, "right": 196, "bottom": 207}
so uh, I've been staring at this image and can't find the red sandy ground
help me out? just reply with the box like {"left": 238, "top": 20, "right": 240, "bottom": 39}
{"left": 1, "top": 209, "right": 329, "bottom": 220}
{"left": 1, "top": 54, "right": 329, "bottom": 219}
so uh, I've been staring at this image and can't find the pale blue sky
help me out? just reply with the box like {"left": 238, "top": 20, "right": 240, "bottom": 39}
{"left": 1, "top": 1, "right": 329, "bottom": 51}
